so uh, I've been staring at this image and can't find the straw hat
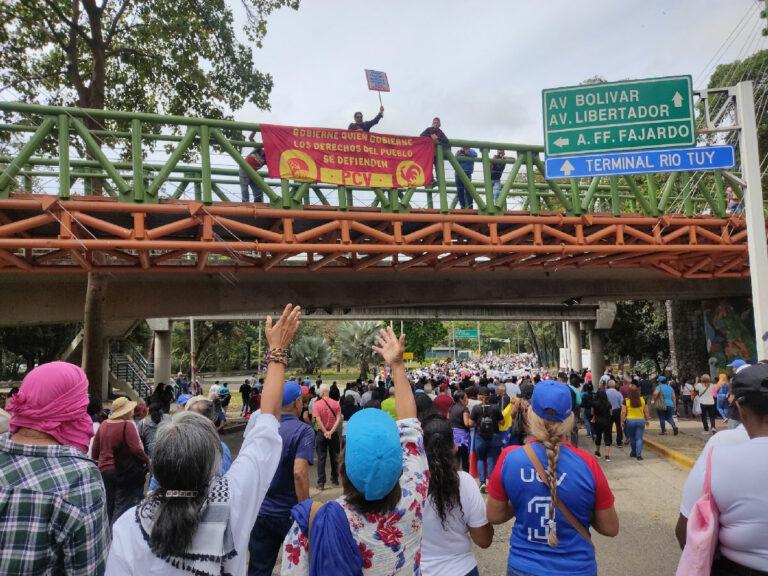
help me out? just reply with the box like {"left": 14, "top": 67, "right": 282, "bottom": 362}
{"left": 109, "top": 396, "right": 137, "bottom": 420}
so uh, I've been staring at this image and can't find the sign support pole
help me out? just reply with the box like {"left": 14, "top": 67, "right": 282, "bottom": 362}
{"left": 735, "top": 81, "right": 768, "bottom": 360}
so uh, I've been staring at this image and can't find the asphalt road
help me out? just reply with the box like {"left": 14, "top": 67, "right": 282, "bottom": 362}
{"left": 224, "top": 427, "right": 689, "bottom": 575}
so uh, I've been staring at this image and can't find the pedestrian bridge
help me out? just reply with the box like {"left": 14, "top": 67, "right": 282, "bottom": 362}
{"left": 0, "top": 102, "right": 762, "bottom": 280}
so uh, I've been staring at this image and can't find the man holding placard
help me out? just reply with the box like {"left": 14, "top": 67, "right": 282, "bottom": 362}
{"left": 348, "top": 106, "right": 384, "bottom": 132}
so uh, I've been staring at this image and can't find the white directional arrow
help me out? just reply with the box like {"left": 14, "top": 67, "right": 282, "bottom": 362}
{"left": 554, "top": 137, "right": 570, "bottom": 148}
{"left": 672, "top": 91, "right": 684, "bottom": 107}
{"left": 560, "top": 160, "right": 575, "bottom": 176}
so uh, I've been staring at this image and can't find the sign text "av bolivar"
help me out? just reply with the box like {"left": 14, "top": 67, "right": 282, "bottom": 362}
{"left": 543, "top": 76, "right": 696, "bottom": 156}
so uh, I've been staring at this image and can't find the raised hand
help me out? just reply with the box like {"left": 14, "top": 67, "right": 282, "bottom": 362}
{"left": 372, "top": 326, "right": 405, "bottom": 366}
{"left": 265, "top": 304, "right": 301, "bottom": 350}
{"left": 380, "top": 105, "right": 385, "bottom": 113}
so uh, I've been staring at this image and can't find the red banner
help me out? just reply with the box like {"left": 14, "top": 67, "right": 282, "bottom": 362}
{"left": 260, "top": 124, "right": 434, "bottom": 189}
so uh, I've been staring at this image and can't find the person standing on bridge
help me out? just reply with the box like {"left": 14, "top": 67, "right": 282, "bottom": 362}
{"left": 491, "top": 149, "right": 506, "bottom": 202}
{"left": 455, "top": 146, "right": 478, "bottom": 209}
{"left": 421, "top": 117, "right": 449, "bottom": 186}
{"left": 240, "top": 147, "right": 266, "bottom": 203}
{"left": 348, "top": 107, "right": 384, "bottom": 132}
{"left": 486, "top": 380, "right": 619, "bottom": 576}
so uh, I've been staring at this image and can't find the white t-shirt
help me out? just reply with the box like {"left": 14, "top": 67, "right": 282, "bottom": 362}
{"left": 682, "top": 383, "right": 694, "bottom": 397}
{"left": 679, "top": 434, "right": 768, "bottom": 571}
{"left": 105, "top": 414, "right": 282, "bottom": 576}
{"left": 694, "top": 383, "right": 716, "bottom": 405}
{"left": 421, "top": 471, "right": 488, "bottom": 576}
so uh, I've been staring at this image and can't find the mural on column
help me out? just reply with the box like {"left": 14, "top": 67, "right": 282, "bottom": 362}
{"left": 702, "top": 298, "right": 756, "bottom": 369}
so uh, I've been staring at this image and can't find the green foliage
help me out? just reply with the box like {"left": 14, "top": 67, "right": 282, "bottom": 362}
{"left": 604, "top": 300, "right": 669, "bottom": 372}
{"left": 0, "top": 323, "right": 81, "bottom": 377}
{"left": 337, "top": 321, "right": 381, "bottom": 379}
{"left": 291, "top": 336, "right": 331, "bottom": 374}
{"left": 398, "top": 320, "right": 447, "bottom": 362}
{"left": 0, "top": 0, "right": 299, "bottom": 121}
{"left": 706, "top": 48, "right": 768, "bottom": 191}
{"left": 171, "top": 319, "right": 263, "bottom": 373}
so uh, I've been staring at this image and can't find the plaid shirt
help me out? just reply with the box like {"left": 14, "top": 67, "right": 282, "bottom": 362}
{"left": 0, "top": 435, "right": 110, "bottom": 575}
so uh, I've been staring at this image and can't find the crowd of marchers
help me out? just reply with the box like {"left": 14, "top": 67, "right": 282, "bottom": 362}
{"left": 0, "top": 307, "right": 766, "bottom": 576}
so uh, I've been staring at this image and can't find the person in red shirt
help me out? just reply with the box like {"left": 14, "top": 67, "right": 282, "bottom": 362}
{"left": 239, "top": 147, "right": 266, "bottom": 203}
{"left": 92, "top": 397, "right": 149, "bottom": 524}
{"left": 433, "top": 383, "right": 454, "bottom": 418}
{"left": 312, "top": 385, "right": 342, "bottom": 490}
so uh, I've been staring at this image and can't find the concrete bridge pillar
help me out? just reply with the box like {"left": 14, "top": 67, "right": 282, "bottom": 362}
{"left": 568, "top": 320, "right": 583, "bottom": 372}
{"left": 148, "top": 318, "right": 173, "bottom": 386}
{"left": 666, "top": 300, "right": 708, "bottom": 384}
{"left": 589, "top": 328, "right": 606, "bottom": 378}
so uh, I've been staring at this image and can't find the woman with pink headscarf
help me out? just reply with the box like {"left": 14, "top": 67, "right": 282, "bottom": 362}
{"left": 0, "top": 361, "right": 109, "bottom": 574}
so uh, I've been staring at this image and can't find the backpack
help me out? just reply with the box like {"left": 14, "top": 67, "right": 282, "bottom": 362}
{"left": 478, "top": 405, "right": 496, "bottom": 437}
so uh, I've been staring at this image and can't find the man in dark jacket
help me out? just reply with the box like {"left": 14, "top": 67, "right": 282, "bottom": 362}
{"left": 420, "top": 117, "right": 449, "bottom": 188}
{"left": 348, "top": 106, "right": 384, "bottom": 131}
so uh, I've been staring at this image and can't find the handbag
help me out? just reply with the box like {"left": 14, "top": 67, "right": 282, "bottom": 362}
{"left": 675, "top": 447, "right": 719, "bottom": 576}
{"left": 692, "top": 396, "right": 702, "bottom": 417}
{"left": 653, "top": 390, "right": 667, "bottom": 411}
{"left": 114, "top": 422, "right": 148, "bottom": 486}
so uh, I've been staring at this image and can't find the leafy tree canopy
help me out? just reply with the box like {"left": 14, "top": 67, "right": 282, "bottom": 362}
{"left": 604, "top": 300, "right": 669, "bottom": 373}
{"left": 399, "top": 320, "right": 447, "bottom": 362}
{"left": 0, "top": 0, "right": 299, "bottom": 119}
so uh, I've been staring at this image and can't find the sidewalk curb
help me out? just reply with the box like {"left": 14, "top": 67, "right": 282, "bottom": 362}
{"left": 644, "top": 439, "right": 695, "bottom": 470}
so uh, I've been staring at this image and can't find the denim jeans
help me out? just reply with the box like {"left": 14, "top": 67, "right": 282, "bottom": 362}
{"left": 717, "top": 395, "right": 729, "bottom": 420}
{"left": 625, "top": 418, "right": 646, "bottom": 456}
{"left": 582, "top": 406, "right": 593, "bottom": 439}
{"left": 248, "top": 514, "right": 295, "bottom": 576}
{"left": 492, "top": 180, "right": 502, "bottom": 202}
{"left": 239, "top": 167, "right": 262, "bottom": 202}
{"left": 474, "top": 433, "right": 502, "bottom": 483}
{"left": 456, "top": 175, "right": 473, "bottom": 209}
{"left": 658, "top": 406, "right": 677, "bottom": 433}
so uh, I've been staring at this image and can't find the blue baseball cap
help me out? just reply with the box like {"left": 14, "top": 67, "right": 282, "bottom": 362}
{"left": 282, "top": 381, "right": 302, "bottom": 406}
{"left": 176, "top": 393, "right": 193, "bottom": 405}
{"left": 656, "top": 375, "right": 667, "bottom": 382}
{"left": 344, "top": 408, "right": 403, "bottom": 500}
{"left": 727, "top": 358, "right": 747, "bottom": 369}
{"left": 531, "top": 380, "right": 572, "bottom": 422}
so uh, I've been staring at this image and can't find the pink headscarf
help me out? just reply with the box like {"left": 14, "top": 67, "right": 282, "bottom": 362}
{"left": 7, "top": 362, "right": 94, "bottom": 453}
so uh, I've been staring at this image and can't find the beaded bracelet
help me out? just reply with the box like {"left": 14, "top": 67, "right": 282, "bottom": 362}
{"left": 265, "top": 347, "right": 289, "bottom": 366}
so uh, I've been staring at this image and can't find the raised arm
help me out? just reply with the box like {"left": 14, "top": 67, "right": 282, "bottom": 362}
{"left": 372, "top": 326, "right": 416, "bottom": 420}
{"left": 261, "top": 304, "right": 302, "bottom": 418}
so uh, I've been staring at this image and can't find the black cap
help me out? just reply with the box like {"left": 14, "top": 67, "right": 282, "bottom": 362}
{"left": 732, "top": 363, "right": 768, "bottom": 401}
{"left": 478, "top": 386, "right": 490, "bottom": 396}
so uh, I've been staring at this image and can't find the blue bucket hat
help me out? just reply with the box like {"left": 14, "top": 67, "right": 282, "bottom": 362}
{"left": 282, "top": 381, "right": 302, "bottom": 406}
{"left": 531, "top": 380, "right": 572, "bottom": 422}
{"left": 344, "top": 408, "right": 402, "bottom": 500}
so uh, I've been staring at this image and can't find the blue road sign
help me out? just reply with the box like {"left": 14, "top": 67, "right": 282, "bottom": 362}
{"left": 544, "top": 145, "right": 735, "bottom": 179}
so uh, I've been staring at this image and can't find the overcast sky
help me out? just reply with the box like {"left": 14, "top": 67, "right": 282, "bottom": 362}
{"left": 230, "top": 0, "right": 766, "bottom": 145}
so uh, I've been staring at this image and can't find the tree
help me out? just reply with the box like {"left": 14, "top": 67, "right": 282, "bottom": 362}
{"left": 0, "top": 323, "right": 81, "bottom": 377}
{"left": 604, "top": 300, "right": 669, "bottom": 373}
{"left": 1, "top": 0, "right": 299, "bottom": 402}
{"left": 0, "top": 0, "right": 299, "bottom": 119}
{"left": 291, "top": 336, "right": 331, "bottom": 374}
{"left": 706, "top": 48, "right": 768, "bottom": 191}
{"left": 337, "top": 321, "right": 380, "bottom": 379}
{"left": 396, "top": 320, "right": 447, "bottom": 362}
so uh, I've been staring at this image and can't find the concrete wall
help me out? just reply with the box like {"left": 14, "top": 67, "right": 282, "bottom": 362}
{"left": 666, "top": 300, "right": 709, "bottom": 384}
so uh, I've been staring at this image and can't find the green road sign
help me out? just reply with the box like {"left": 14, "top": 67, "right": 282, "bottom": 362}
{"left": 543, "top": 76, "right": 695, "bottom": 156}
{"left": 455, "top": 329, "right": 479, "bottom": 339}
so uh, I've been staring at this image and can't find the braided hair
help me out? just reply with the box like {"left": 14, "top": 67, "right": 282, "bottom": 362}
{"left": 527, "top": 407, "right": 575, "bottom": 547}
{"left": 422, "top": 416, "right": 462, "bottom": 528}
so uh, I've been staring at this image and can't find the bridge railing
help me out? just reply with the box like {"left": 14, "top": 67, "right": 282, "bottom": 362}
{"left": 0, "top": 101, "right": 757, "bottom": 216}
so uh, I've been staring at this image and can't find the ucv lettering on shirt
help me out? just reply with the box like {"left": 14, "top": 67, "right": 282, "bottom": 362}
{"left": 520, "top": 467, "right": 567, "bottom": 486}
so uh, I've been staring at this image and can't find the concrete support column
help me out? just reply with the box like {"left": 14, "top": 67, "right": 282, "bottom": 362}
{"left": 589, "top": 328, "right": 606, "bottom": 378}
{"left": 148, "top": 318, "right": 173, "bottom": 385}
{"left": 81, "top": 273, "right": 109, "bottom": 404}
{"left": 568, "top": 320, "right": 583, "bottom": 371}
{"left": 666, "top": 300, "right": 708, "bottom": 384}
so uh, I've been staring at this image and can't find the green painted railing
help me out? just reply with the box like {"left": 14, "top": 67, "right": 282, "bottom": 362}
{"left": 0, "top": 101, "right": 756, "bottom": 216}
